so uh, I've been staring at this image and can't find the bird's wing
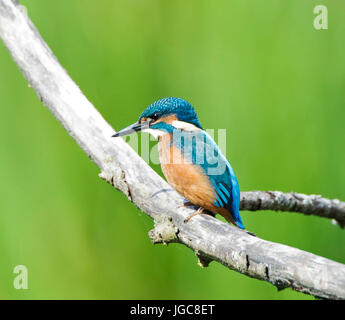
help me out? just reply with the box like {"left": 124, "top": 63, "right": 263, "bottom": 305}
{"left": 173, "top": 130, "right": 244, "bottom": 229}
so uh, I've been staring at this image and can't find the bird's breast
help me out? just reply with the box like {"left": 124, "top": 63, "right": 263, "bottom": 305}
{"left": 158, "top": 133, "right": 216, "bottom": 210}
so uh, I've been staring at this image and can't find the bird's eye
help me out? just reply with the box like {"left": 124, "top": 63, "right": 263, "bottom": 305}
{"left": 150, "top": 113, "right": 159, "bottom": 121}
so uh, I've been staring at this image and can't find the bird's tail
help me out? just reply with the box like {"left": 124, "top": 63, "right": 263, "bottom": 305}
{"left": 223, "top": 211, "right": 245, "bottom": 229}
{"left": 235, "top": 219, "right": 245, "bottom": 230}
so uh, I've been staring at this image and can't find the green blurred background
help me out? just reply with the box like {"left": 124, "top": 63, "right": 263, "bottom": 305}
{"left": 0, "top": 0, "right": 344, "bottom": 299}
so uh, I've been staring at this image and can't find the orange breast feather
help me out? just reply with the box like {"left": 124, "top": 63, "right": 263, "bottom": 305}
{"left": 158, "top": 133, "right": 217, "bottom": 211}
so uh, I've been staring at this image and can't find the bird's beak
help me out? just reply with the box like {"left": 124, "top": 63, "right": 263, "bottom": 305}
{"left": 112, "top": 121, "right": 150, "bottom": 137}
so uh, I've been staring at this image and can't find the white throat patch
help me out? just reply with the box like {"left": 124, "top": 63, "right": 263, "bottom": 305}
{"left": 142, "top": 128, "right": 165, "bottom": 139}
{"left": 171, "top": 120, "right": 200, "bottom": 131}
{"left": 142, "top": 120, "right": 200, "bottom": 139}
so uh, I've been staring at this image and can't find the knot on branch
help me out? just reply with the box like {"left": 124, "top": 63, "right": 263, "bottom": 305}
{"left": 195, "top": 250, "right": 213, "bottom": 268}
{"left": 148, "top": 216, "right": 179, "bottom": 245}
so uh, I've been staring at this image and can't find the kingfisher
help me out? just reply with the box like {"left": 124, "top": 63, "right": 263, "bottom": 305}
{"left": 112, "top": 97, "right": 245, "bottom": 229}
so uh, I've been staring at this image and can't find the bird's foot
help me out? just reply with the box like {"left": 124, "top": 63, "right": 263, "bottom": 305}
{"left": 184, "top": 207, "right": 205, "bottom": 223}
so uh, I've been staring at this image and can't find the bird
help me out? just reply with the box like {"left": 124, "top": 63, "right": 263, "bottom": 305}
{"left": 112, "top": 97, "right": 245, "bottom": 229}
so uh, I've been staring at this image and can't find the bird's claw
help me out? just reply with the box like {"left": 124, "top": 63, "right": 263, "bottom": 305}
{"left": 184, "top": 207, "right": 205, "bottom": 223}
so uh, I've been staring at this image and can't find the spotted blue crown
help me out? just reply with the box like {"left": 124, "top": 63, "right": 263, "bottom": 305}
{"left": 139, "top": 97, "right": 203, "bottom": 129}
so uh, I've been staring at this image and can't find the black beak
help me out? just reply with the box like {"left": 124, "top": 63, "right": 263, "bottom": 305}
{"left": 112, "top": 121, "right": 149, "bottom": 137}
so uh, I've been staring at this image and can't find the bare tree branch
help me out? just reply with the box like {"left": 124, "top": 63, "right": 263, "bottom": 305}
{"left": 1, "top": 0, "right": 345, "bottom": 299}
{"left": 241, "top": 191, "right": 345, "bottom": 228}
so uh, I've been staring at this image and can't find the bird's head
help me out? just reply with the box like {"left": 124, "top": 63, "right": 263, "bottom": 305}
{"left": 112, "top": 97, "right": 203, "bottom": 138}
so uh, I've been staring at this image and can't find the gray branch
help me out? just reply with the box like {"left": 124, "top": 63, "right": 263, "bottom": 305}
{"left": 1, "top": 0, "right": 345, "bottom": 300}
{"left": 241, "top": 191, "right": 345, "bottom": 228}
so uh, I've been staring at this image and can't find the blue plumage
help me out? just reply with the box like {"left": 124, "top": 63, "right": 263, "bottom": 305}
{"left": 140, "top": 97, "right": 203, "bottom": 129}
{"left": 172, "top": 129, "right": 244, "bottom": 229}
{"left": 113, "top": 97, "right": 244, "bottom": 229}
